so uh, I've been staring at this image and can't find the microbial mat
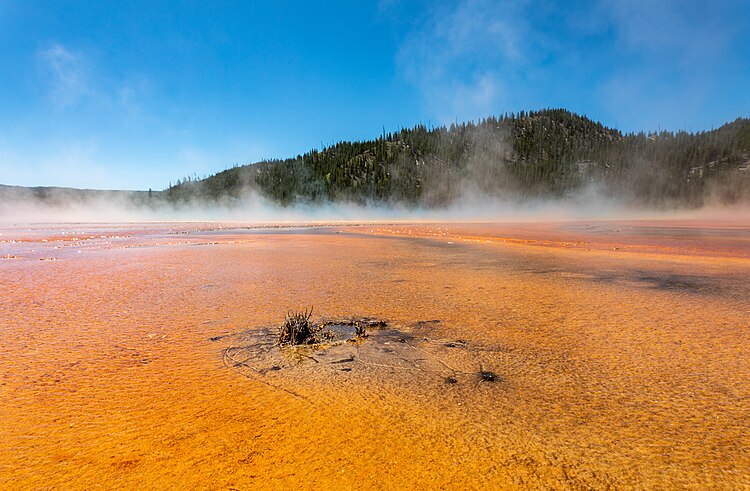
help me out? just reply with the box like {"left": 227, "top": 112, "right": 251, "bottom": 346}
{"left": 1, "top": 219, "right": 748, "bottom": 489}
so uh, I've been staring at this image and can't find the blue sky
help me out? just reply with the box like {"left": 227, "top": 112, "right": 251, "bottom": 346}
{"left": 1, "top": 0, "right": 749, "bottom": 190}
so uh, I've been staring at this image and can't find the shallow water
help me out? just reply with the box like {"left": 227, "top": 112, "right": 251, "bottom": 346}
{"left": 1, "top": 220, "right": 749, "bottom": 489}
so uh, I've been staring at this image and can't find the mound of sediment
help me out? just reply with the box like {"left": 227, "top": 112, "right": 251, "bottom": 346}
{"left": 220, "top": 318, "right": 504, "bottom": 399}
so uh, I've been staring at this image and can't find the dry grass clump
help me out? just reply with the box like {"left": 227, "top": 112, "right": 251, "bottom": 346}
{"left": 276, "top": 308, "right": 384, "bottom": 346}
{"left": 354, "top": 322, "right": 367, "bottom": 338}
{"left": 277, "top": 307, "right": 320, "bottom": 346}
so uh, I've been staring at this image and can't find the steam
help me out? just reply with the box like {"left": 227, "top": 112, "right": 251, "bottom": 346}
{"left": 2, "top": 113, "right": 748, "bottom": 224}
{"left": 2, "top": 180, "right": 746, "bottom": 225}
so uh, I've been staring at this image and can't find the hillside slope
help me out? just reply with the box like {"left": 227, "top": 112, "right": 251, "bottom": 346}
{"left": 165, "top": 109, "right": 750, "bottom": 209}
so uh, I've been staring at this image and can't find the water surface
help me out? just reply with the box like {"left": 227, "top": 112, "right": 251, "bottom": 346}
{"left": 1, "top": 219, "right": 748, "bottom": 489}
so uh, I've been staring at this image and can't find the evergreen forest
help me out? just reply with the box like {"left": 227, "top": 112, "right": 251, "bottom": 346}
{"left": 164, "top": 109, "right": 750, "bottom": 209}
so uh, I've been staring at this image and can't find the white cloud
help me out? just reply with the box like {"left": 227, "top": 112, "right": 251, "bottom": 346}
{"left": 427, "top": 73, "right": 504, "bottom": 124}
{"left": 38, "top": 44, "right": 94, "bottom": 109}
{"left": 37, "top": 42, "right": 154, "bottom": 119}
{"left": 393, "top": 0, "right": 747, "bottom": 131}
{"left": 597, "top": 0, "right": 746, "bottom": 130}
{"left": 396, "top": 0, "right": 528, "bottom": 123}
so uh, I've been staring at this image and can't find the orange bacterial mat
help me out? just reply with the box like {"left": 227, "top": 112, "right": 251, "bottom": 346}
{"left": 1, "top": 220, "right": 748, "bottom": 489}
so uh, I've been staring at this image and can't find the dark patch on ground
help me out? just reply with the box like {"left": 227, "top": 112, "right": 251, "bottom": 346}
{"left": 630, "top": 271, "right": 723, "bottom": 294}
{"left": 529, "top": 267, "right": 742, "bottom": 299}
{"left": 480, "top": 371, "right": 498, "bottom": 382}
{"left": 222, "top": 318, "right": 508, "bottom": 400}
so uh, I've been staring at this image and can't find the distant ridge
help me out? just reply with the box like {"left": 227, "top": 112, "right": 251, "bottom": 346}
{"left": 3, "top": 110, "right": 749, "bottom": 209}
{"left": 165, "top": 109, "right": 750, "bottom": 208}
{"left": 0, "top": 184, "right": 152, "bottom": 203}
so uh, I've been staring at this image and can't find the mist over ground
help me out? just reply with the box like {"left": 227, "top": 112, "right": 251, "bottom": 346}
{"left": 2, "top": 181, "right": 747, "bottom": 225}
{"left": 2, "top": 110, "right": 748, "bottom": 224}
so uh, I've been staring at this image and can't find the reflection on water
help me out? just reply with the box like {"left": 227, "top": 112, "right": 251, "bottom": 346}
{"left": 1, "top": 220, "right": 749, "bottom": 489}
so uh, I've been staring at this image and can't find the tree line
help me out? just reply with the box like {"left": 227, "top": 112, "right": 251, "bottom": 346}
{"left": 165, "top": 109, "right": 750, "bottom": 208}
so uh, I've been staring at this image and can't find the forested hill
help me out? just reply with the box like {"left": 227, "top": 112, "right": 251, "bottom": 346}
{"left": 167, "top": 109, "right": 750, "bottom": 208}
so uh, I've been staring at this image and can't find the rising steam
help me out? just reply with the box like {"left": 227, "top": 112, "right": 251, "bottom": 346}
{"left": 2, "top": 180, "right": 747, "bottom": 225}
